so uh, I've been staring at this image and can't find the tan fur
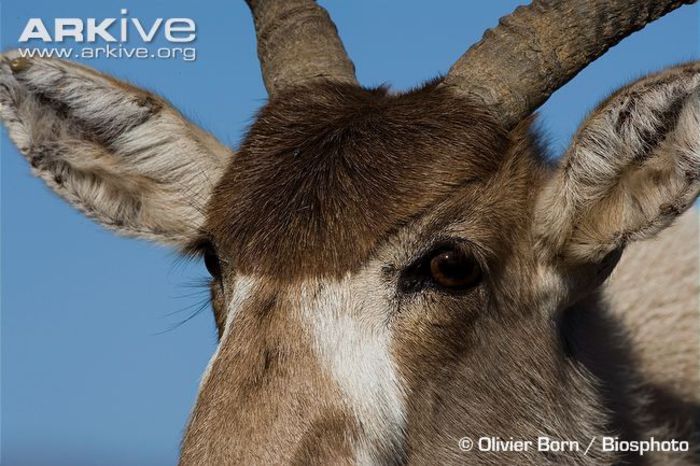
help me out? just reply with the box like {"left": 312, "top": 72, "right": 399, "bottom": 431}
{"left": 606, "top": 209, "right": 699, "bottom": 403}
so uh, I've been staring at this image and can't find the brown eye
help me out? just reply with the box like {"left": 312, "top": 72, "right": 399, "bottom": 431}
{"left": 429, "top": 248, "right": 482, "bottom": 290}
{"left": 204, "top": 246, "right": 222, "bottom": 279}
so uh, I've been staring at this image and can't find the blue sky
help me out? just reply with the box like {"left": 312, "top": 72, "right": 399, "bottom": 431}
{"left": 1, "top": 1, "right": 697, "bottom": 464}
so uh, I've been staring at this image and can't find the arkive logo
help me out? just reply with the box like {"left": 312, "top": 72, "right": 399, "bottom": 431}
{"left": 15, "top": 9, "right": 197, "bottom": 62}
{"left": 19, "top": 9, "right": 196, "bottom": 43}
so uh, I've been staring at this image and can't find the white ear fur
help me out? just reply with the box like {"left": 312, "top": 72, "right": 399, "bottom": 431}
{"left": 535, "top": 63, "right": 700, "bottom": 263}
{"left": 0, "top": 52, "right": 230, "bottom": 246}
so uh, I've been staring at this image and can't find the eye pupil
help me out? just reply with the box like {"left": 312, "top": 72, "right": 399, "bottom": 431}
{"left": 429, "top": 248, "right": 481, "bottom": 289}
{"left": 204, "top": 247, "right": 222, "bottom": 278}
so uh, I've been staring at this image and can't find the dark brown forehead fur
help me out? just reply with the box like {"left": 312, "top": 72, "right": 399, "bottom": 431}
{"left": 206, "top": 80, "right": 509, "bottom": 279}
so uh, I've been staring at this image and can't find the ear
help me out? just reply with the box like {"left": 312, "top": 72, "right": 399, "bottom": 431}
{"left": 534, "top": 62, "right": 699, "bottom": 264}
{"left": 0, "top": 52, "right": 230, "bottom": 247}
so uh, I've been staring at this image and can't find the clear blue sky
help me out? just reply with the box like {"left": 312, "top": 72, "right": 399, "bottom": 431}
{"left": 1, "top": 1, "right": 697, "bottom": 464}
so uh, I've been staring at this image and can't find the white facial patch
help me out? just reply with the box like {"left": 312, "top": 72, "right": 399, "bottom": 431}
{"left": 193, "top": 272, "right": 406, "bottom": 464}
{"left": 197, "top": 275, "right": 255, "bottom": 393}
{"left": 300, "top": 274, "right": 407, "bottom": 464}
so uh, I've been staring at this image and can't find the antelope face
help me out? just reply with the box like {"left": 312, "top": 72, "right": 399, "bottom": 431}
{"left": 181, "top": 83, "right": 560, "bottom": 464}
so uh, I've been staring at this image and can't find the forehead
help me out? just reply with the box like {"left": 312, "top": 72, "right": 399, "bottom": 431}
{"left": 206, "top": 82, "right": 507, "bottom": 279}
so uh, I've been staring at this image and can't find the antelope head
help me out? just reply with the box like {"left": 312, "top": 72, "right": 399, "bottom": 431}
{"left": 1, "top": 1, "right": 698, "bottom": 464}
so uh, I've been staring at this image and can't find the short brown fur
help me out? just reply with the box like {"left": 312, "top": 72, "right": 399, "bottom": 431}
{"left": 206, "top": 82, "right": 507, "bottom": 279}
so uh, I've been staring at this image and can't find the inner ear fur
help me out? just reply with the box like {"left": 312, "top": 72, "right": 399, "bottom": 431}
{"left": 534, "top": 62, "right": 700, "bottom": 264}
{"left": 0, "top": 53, "right": 230, "bottom": 246}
